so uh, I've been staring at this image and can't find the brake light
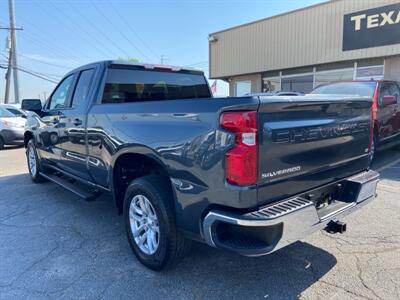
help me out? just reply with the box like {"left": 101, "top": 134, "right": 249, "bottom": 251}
{"left": 372, "top": 84, "right": 378, "bottom": 121}
{"left": 220, "top": 111, "right": 257, "bottom": 186}
{"left": 369, "top": 84, "right": 379, "bottom": 152}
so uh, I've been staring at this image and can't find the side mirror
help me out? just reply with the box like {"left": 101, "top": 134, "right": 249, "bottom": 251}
{"left": 382, "top": 95, "right": 397, "bottom": 106}
{"left": 21, "top": 99, "right": 42, "bottom": 112}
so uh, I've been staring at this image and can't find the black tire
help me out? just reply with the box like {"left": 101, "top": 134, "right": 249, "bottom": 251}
{"left": 26, "top": 139, "right": 46, "bottom": 183}
{"left": 123, "top": 175, "right": 191, "bottom": 270}
{"left": 0, "top": 137, "right": 4, "bottom": 150}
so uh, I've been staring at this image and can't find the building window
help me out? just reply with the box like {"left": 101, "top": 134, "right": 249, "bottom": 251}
{"left": 356, "top": 65, "right": 384, "bottom": 80}
{"left": 262, "top": 76, "right": 280, "bottom": 92}
{"left": 281, "top": 74, "right": 313, "bottom": 93}
{"left": 235, "top": 81, "right": 251, "bottom": 96}
{"left": 314, "top": 68, "right": 354, "bottom": 88}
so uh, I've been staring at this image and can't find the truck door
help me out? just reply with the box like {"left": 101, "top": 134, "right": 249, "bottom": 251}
{"left": 377, "top": 82, "right": 399, "bottom": 141}
{"left": 38, "top": 74, "right": 76, "bottom": 164}
{"left": 393, "top": 83, "right": 400, "bottom": 135}
{"left": 56, "top": 68, "right": 96, "bottom": 181}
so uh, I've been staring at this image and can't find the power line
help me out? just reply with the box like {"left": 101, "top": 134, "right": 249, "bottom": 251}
{"left": 184, "top": 60, "right": 209, "bottom": 67}
{"left": 17, "top": 52, "right": 74, "bottom": 70}
{"left": 1, "top": 17, "right": 84, "bottom": 66}
{"left": 67, "top": 1, "right": 131, "bottom": 58}
{"left": 46, "top": 1, "right": 120, "bottom": 59}
{"left": 17, "top": 34, "right": 80, "bottom": 64}
{"left": 17, "top": 66, "right": 59, "bottom": 84}
{"left": 109, "top": 2, "right": 160, "bottom": 61}
{"left": 37, "top": 1, "right": 115, "bottom": 60}
{"left": 0, "top": 53, "right": 62, "bottom": 80}
{"left": 91, "top": 2, "right": 152, "bottom": 62}
{"left": 12, "top": 14, "right": 86, "bottom": 63}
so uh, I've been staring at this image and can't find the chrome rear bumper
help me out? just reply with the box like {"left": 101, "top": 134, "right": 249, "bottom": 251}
{"left": 202, "top": 170, "right": 379, "bottom": 256}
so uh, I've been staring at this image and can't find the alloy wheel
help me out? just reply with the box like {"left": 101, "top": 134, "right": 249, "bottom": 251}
{"left": 129, "top": 194, "right": 160, "bottom": 255}
{"left": 28, "top": 146, "right": 37, "bottom": 177}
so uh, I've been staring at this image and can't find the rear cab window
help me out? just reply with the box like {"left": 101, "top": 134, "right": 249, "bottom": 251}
{"left": 101, "top": 66, "right": 211, "bottom": 104}
{"left": 311, "top": 82, "right": 376, "bottom": 97}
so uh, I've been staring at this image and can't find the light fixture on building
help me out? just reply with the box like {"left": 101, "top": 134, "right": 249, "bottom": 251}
{"left": 208, "top": 35, "right": 218, "bottom": 43}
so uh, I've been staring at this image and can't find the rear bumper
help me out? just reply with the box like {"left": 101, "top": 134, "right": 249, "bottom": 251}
{"left": 0, "top": 128, "right": 24, "bottom": 145}
{"left": 202, "top": 170, "right": 379, "bottom": 256}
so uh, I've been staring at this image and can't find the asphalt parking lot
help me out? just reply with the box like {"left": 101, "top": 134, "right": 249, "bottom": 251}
{"left": 0, "top": 146, "right": 399, "bottom": 300}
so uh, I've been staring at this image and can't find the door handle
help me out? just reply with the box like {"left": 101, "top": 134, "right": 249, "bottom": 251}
{"left": 73, "top": 118, "right": 83, "bottom": 126}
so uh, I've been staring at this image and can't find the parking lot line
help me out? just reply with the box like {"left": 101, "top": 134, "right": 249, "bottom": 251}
{"left": 375, "top": 157, "right": 400, "bottom": 172}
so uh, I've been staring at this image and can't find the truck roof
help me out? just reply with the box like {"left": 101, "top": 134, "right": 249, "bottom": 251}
{"left": 66, "top": 60, "right": 205, "bottom": 77}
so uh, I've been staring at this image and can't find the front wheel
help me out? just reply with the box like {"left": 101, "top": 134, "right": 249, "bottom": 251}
{"left": 26, "top": 140, "right": 46, "bottom": 183}
{"left": 124, "top": 175, "right": 191, "bottom": 270}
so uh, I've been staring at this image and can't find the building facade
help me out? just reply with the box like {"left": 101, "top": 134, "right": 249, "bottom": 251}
{"left": 209, "top": 0, "right": 400, "bottom": 96}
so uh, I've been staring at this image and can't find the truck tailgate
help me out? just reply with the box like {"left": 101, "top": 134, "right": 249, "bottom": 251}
{"left": 257, "top": 96, "right": 372, "bottom": 205}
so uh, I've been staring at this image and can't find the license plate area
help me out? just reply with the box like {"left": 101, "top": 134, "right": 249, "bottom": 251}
{"left": 298, "top": 171, "right": 379, "bottom": 220}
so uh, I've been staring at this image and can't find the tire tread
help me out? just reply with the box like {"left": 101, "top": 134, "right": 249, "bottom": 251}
{"left": 124, "top": 175, "right": 191, "bottom": 270}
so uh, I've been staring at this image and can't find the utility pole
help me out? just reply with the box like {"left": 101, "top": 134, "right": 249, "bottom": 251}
{"left": 8, "top": 0, "right": 19, "bottom": 103}
{"left": 4, "top": 36, "right": 12, "bottom": 104}
{"left": 1, "top": 0, "right": 22, "bottom": 104}
{"left": 160, "top": 55, "right": 169, "bottom": 65}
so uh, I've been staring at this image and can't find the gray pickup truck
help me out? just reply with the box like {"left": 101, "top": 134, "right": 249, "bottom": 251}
{"left": 22, "top": 61, "right": 379, "bottom": 270}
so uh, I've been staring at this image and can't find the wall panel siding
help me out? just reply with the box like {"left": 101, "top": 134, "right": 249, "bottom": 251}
{"left": 210, "top": 0, "right": 400, "bottom": 78}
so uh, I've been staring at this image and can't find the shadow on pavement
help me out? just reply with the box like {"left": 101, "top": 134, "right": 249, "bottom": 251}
{"left": 372, "top": 148, "right": 400, "bottom": 184}
{"left": 0, "top": 145, "right": 24, "bottom": 151}
{"left": 0, "top": 173, "right": 337, "bottom": 299}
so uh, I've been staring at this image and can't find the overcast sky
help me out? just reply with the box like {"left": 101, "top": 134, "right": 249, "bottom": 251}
{"left": 0, "top": 0, "right": 323, "bottom": 102}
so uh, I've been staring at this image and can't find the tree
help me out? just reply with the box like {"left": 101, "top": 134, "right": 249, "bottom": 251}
{"left": 117, "top": 57, "right": 140, "bottom": 63}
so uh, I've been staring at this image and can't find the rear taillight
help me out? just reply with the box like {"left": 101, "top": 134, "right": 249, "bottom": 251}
{"left": 220, "top": 111, "right": 257, "bottom": 186}
{"left": 369, "top": 85, "right": 379, "bottom": 152}
{"left": 372, "top": 84, "right": 379, "bottom": 121}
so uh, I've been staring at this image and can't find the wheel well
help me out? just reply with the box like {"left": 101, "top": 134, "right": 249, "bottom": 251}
{"left": 113, "top": 153, "right": 173, "bottom": 214}
{"left": 24, "top": 131, "right": 34, "bottom": 147}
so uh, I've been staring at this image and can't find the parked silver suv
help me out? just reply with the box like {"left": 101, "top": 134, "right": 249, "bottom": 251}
{"left": 0, "top": 105, "right": 26, "bottom": 150}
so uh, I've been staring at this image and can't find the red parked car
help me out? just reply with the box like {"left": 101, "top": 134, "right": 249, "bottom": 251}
{"left": 311, "top": 80, "right": 400, "bottom": 161}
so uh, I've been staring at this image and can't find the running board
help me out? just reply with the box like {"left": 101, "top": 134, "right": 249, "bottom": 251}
{"left": 39, "top": 172, "right": 97, "bottom": 201}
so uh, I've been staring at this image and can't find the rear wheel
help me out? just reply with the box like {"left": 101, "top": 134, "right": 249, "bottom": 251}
{"left": 0, "top": 137, "right": 4, "bottom": 150}
{"left": 26, "top": 140, "right": 46, "bottom": 183}
{"left": 124, "top": 175, "right": 191, "bottom": 270}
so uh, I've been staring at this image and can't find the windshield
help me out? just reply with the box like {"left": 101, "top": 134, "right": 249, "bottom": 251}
{"left": 0, "top": 107, "right": 16, "bottom": 118}
{"left": 5, "top": 107, "right": 25, "bottom": 117}
{"left": 311, "top": 82, "right": 376, "bottom": 97}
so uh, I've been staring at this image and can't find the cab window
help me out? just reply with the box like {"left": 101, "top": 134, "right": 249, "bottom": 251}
{"left": 71, "top": 69, "right": 95, "bottom": 108}
{"left": 48, "top": 75, "right": 74, "bottom": 110}
{"left": 390, "top": 82, "right": 400, "bottom": 103}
